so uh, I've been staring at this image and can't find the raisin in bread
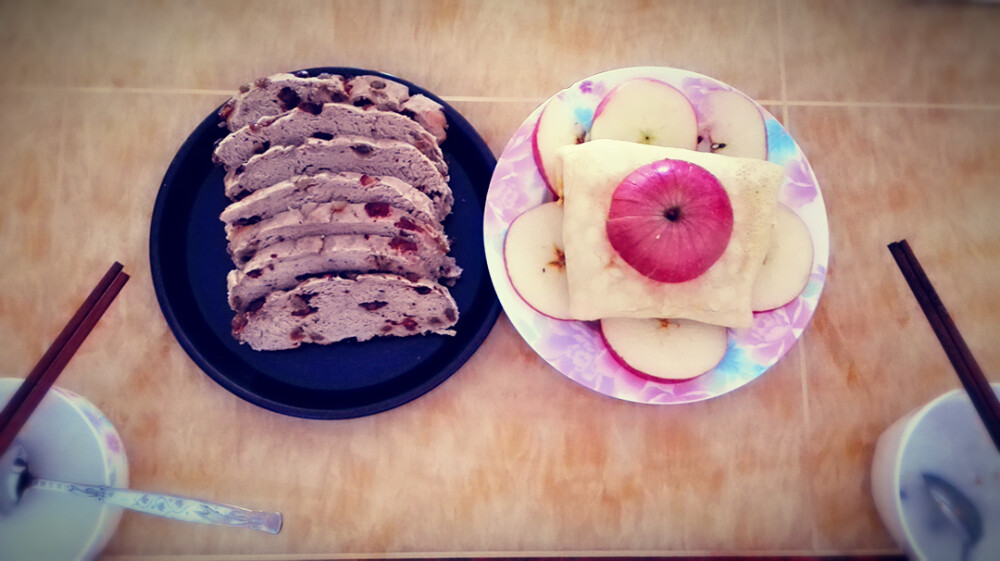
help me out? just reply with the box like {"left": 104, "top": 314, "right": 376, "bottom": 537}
{"left": 223, "top": 137, "right": 453, "bottom": 220}
{"left": 227, "top": 235, "right": 461, "bottom": 311}
{"left": 231, "top": 274, "right": 459, "bottom": 351}
{"left": 212, "top": 103, "right": 446, "bottom": 174}
{"left": 220, "top": 172, "right": 438, "bottom": 231}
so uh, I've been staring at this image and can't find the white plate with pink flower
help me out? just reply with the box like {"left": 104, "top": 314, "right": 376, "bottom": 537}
{"left": 483, "top": 66, "right": 829, "bottom": 404}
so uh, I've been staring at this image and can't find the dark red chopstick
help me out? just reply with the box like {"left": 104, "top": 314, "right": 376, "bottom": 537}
{"left": 0, "top": 262, "right": 129, "bottom": 456}
{"left": 888, "top": 240, "right": 1000, "bottom": 452}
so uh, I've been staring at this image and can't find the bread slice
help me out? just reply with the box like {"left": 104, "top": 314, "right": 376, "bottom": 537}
{"left": 212, "top": 103, "right": 447, "bottom": 174}
{"left": 231, "top": 274, "right": 459, "bottom": 351}
{"left": 223, "top": 137, "right": 453, "bottom": 220}
{"left": 218, "top": 73, "right": 349, "bottom": 131}
{"left": 346, "top": 75, "right": 411, "bottom": 112}
{"left": 227, "top": 234, "right": 461, "bottom": 311}
{"left": 227, "top": 199, "right": 449, "bottom": 265}
{"left": 219, "top": 172, "right": 438, "bottom": 231}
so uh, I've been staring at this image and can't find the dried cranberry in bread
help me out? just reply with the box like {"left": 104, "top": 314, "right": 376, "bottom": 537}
{"left": 212, "top": 103, "right": 446, "bottom": 174}
{"left": 220, "top": 172, "right": 438, "bottom": 231}
{"left": 231, "top": 274, "right": 459, "bottom": 351}
{"left": 223, "top": 137, "right": 453, "bottom": 220}
{"left": 227, "top": 200, "right": 449, "bottom": 266}
{"left": 218, "top": 73, "right": 349, "bottom": 131}
{"left": 227, "top": 235, "right": 460, "bottom": 311}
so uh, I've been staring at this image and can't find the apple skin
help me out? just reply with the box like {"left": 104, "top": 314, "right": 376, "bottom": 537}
{"left": 606, "top": 159, "right": 733, "bottom": 283}
{"left": 532, "top": 96, "right": 586, "bottom": 198}
{"left": 600, "top": 317, "right": 729, "bottom": 382}
{"left": 589, "top": 78, "right": 698, "bottom": 150}
{"left": 695, "top": 89, "right": 768, "bottom": 160}
{"left": 750, "top": 203, "right": 814, "bottom": 312}
{"left": 503, "top": 202, "right": 573, "bottom": 320}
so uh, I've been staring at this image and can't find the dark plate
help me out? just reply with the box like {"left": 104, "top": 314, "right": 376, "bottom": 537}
{"left": 150, "top": 67, "right": 500, "bottom": 419}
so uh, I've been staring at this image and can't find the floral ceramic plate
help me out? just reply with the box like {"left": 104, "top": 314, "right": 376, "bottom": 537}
{"left": 483, "top": 67, "right": 829, "bottom": 404}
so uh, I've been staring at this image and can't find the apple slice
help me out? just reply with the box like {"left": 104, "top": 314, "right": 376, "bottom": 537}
{"left": 751, "top": 204, "right": 814, "bottom": 311}
{"left": 602, "top": 317, "right": 728, "bottom": 382}
{"left": 606, "top": 158, "right": 733, "bottom": 283}
{"left": 504, "top": 202, "right": 571, "bottom": 319}
{"left": 589, "top": 79, "right": 698, "bottom": 149}
{"left": 532, "top": 96, "right": 586, "bottom": 198}
{"left": 696, "top": 90, "right": 768, "bottom": 160}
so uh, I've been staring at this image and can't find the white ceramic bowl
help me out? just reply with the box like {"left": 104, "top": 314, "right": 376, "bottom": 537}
{"left": 872, "top": 384, "right": 1000, "bottom": 561}
{"left": 0, "top": 378, "right": 128, "bottom": 561}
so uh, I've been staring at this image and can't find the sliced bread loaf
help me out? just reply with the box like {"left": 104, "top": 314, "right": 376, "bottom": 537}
{"left": 231, "top": 273, "right": 459, "bottom": 351}
{"left": 227, "top": 200, "right": 449, "bottom": 265}
{"left": 223, "top": 137, "right": 453, "bottom": 220}
{"left": 212, "top": 103, "right": 447, "bottom": 174}
{"left": 220, "top": 172, "right": 438, "bottom": 230}
{"left": 227, "top": 234, "right": 461, "bottom": 311}
{"left": 218, "top": 73, "right": 349, "bottom": 131}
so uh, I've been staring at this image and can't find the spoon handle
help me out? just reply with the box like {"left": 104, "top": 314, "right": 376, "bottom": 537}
{"left": 30, "top": 479, "right": 282, "bottom": 534}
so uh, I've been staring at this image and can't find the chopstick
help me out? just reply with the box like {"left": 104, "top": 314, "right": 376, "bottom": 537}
{"left": 888, "top": 240, "right": 1000, "bottom": 452}
{"left": 0, "top": 262, "right": 129, "bottom": 456}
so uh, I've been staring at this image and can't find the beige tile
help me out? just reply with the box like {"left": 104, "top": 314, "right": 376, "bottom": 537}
{"left": 0, "top": 90, "right": 68, "bottom": 377}
{"left": 788, "top": 105, "right": 1000, "bottom": 548}
{"left": 0, "top": 0, "right": 782, "bottom": 100}
{"left": 782, "top": 0, "right": 1000, "bottom": 104}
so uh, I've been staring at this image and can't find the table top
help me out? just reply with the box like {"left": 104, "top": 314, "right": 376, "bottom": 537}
{"left": 0, "top": 0, "right": 997, "bottom": 559}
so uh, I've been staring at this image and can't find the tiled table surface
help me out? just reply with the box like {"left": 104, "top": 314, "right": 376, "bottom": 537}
{"left": 0, "top": 0, "right": 998, "bottom": 558}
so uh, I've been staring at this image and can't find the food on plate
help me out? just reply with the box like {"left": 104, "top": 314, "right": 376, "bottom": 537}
{"left": 230, "top": 274, "right": 459, "bottom": 351}
{"left": 219, "top": 172, "right": 439, "bottom": 231}
{"left": 503, "top": 202, "right": 571, "bottom": 320}
{"left": 213, "top": 102, "right": 446, "bottom": 173}
{"left": 600, "top": 317, "right": 729, "bottom": 382}
{"left": 227, "top": 235, "right": 460, "bottom": 312}
{"left": 606, "top": 158, "right": 734, "bottom": 284}
{"left": 223, "top": 136, "right": 454, "bottom": 219}
{"left": 219, "top": 73, "right": 448, "bottom": 138}
{"left": 750, "top": 203, "right": 814, "bottom": 312}
{"left": 531, "top": 95, "right": 586, "bottom": 197}
{"left": 588, "top": 78, "right": 698, "bottom": 150}
{"left": 500, "top": 74, "right": 817, "bottom": 384}
{"left": 214, "top": 72, "right": 459, "bottom": 351}
{"left": 557, "top": 139, "right": 782, "bottom": 328}
{"left": 694, "top": 89, "right": 768, "bottom": 160}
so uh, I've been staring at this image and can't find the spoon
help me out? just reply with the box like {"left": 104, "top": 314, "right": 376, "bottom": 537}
{"left": 923, "top": 472, "right": 982, "bottom": 561}
{"left": 1, "top": 443, "right": 281, "bottom": 534}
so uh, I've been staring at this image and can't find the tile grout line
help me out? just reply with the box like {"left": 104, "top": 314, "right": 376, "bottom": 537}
{"left": 1, "top": 85, "right": 999, "bottom": 110}
{"left": 776, "top": 0, "right": 812, "bottom": 549}
{"left": 776, "top": 0, "right": 789, "bottom": 126}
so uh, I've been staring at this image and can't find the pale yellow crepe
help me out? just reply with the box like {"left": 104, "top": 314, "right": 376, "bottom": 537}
{"left": 556, "top": 139, "right": 783, "bottom": 328}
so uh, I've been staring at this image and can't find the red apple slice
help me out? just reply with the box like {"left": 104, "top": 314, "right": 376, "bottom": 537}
{"left": 589, "top": 78, "right": 698, "bottom": 149}
{"left": 532, "top": 96, "right": 586, "bottom": 198}
{"left": 504, "top": 202, "right": 571, "bottom": 320}
{"left": 751, "top": 204, "right": 814, "bottom": 312}
{"left": 602, "top": 317, "right": 728, "bottom": 382}
{"left": 606, "top": 159, "right": 733, "bottom": 283}
{"left": 696, "top": 90, "right": 768, "bottom": 160}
